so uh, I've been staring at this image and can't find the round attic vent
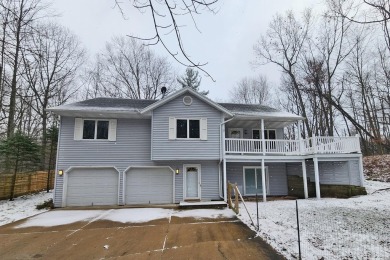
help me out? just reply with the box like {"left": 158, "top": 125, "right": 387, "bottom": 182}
{"left": 183, "top": 96, "right": 193, "bottom": 106}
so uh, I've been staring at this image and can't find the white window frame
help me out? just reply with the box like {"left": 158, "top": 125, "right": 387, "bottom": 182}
{"left": 82, "top": 119, "right": 110, "bottom": 140}
{"left": 243, "top": 166, "right": 270, "bottom": 196}
{"left": 74, "top": 118, "right": 116, "bottom": 141}
{"left": 176, "top": 118, "right": 201, "bottom": 139}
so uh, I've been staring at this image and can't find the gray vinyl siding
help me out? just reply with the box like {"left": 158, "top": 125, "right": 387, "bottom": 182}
{"left": 152, "top": 93, "right": 222, "bottom": 160}
{"left": 226, "top": 162, "right": 288, "bottom": 196}
{"left": 157, "top": 160, "right": 220, "bottom": 202}
{"left": 286, "top": 160, "right": 362, "bottom": 186}
{"left": 54, "top": 116, "right": 153, "bottom": 207}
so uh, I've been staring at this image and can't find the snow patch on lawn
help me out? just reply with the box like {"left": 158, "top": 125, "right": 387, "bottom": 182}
{"left": 172, "top": 208, "right": 235, "bottom": 219}
{"left": 0, "top": 191, "right": 53, "bottom": 226}
{"left": 237, "top": 181, "right": 390, "bottom": 259}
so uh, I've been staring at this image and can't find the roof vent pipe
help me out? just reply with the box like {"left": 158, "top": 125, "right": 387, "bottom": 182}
{"left": 161, "top": 87, "right": 167, "bottom": 99}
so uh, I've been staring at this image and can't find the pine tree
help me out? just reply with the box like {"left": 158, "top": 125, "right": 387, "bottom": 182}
{"left": 177, "top": 68, "right": 209, "bottom": 95}
{"left": 0, "top": 132, "right": 40, "bottom": 200}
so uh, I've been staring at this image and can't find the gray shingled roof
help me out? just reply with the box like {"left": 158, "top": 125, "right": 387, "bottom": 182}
{"left": 59, "top": 97, "right": 157, "bottom": 110}
{"left": 218, "top": 103, "right": 280, "bottom": 113}
{"left": 55, "top": 98, "right": 280, "bottom": 113}
{"left": 48, "top": 97, "right": 303, "bottom": 120}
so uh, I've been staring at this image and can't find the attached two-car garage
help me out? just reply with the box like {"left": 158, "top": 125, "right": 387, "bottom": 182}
{"left": 64, "top": 167, "right": 174, "bottom": 206}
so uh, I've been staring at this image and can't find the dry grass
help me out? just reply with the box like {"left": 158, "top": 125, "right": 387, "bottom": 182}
{"left": 363, "top": 155, "right": 390, "bottom": 182}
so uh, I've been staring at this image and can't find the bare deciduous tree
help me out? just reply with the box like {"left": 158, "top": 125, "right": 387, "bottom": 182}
{"left": 229, "top": 75, "right": 271, "bottom": 105}
{"left": 254, "top": 10, "right": 313, "bottom": 137}
{"left": 85, "top": 36, "right": 177, "bottom": 100}
{"left": 113, "top": 0, "right": 219, "bottom": 79}
{"left": 21, "top": 22, "right": 85, "bottom": 169}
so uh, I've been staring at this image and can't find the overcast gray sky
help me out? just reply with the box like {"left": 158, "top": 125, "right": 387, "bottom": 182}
{"left": 52, "top": 0, "right": 323, "bottom": 101}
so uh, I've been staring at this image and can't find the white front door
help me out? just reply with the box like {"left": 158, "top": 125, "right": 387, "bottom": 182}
{"left": 184, "top": 164, "right": 201, "bottom": 199}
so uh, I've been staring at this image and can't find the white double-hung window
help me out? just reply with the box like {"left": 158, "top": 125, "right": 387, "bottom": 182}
{"left": 74, "top": 118, "right": 117, "bottom": 141}
{"left": 169, "top": 117, "right": 207, "bottom": 140}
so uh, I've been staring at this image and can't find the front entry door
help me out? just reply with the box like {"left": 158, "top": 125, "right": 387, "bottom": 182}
{"left": 184, "top": 165, "right": 201, "bottom": 199}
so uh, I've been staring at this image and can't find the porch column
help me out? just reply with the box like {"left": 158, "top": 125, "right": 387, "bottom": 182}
{"left": 358, "top": 155, "right": 365, "bottom": 187}
{"left": 261, "top": 159, "right": 267, "bottom": 202}
{"left": 301, "top": 160, "right": 308, "bottom": 199}
{"left": 223, "top": 158, "right": 227, "bottom": 202}
{"left": 261, "top": 119, "right": 265, "bottom": 155}
{"left": 313, "top": 157, "right": 321, "bottom": 199}
{"left": 297, "top": 120, "right": 303, "bottom": 154}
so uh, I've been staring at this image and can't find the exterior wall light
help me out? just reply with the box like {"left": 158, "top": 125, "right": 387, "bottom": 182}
{"left": 58, "top": 170, "right": 64, "bottom": 176}
{"left": 175, "top": 169, "right": 180, "bottom": 175}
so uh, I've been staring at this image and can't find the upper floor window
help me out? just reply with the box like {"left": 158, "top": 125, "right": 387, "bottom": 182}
{"left": 74, "top": 118, "right": 117, "bottom": 141}
{"left": 169, "top": 117, "right": 207, "bottom": 140}
{"left": 83, "top": 120, "right": 109, "bottom": 140}
{"left": 177, "top": 119, "right": 200, "bottom": 139}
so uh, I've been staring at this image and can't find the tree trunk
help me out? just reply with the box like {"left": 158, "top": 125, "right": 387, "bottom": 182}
{"left": 7, "top": 2, "right": 23, "bottom": 138}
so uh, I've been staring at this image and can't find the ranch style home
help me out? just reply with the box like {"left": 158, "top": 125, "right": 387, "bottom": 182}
{"left": 47, "top": 87, "right": 364, "bottom": 207}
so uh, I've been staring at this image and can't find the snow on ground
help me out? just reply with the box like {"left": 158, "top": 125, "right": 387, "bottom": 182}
{"left": 172, "top": 208, "right": 235, "bottom": 219}
{"left": 16, "top": 210, "right": 106, "bottom": 228}
{"left": 238, "top": 180, "right": 390, "bottom": 260}
{"left": 103, "top": 208, "right": 173, "bottom": 223}
{"left": 10, "top": 207, "right": 235, "bottom": 228}
{"left": 0, "top": 191, "right": 53, "bottom": 226}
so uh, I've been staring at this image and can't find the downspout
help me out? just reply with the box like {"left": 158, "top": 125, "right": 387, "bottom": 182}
{"left": 53, "top": 114, "right": 61, "bottom": 207}
{"left": 219, "top": 116, "right": 234, "bottom": 200}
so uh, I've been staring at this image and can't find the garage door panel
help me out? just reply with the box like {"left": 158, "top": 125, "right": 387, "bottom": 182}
{"left": 66, "top": 168, "right": 118, "bottom": 206}
{"left": 126, "top": 168, "right": 173, "bottom": 205}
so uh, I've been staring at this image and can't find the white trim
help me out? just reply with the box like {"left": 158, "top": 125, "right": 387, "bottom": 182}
{"left": 183, "top": 164, "right": 201, "bottom": 200}
{"left": 242, "top": 166, "right": 269, "bottom": 196}
{"left": 151, "top": 112, "right": 154, "bottom": 160}
{"left": 62, "top": 166, "right": 120, "bottom": 207}
{"left": 123, "top": 166, "right": 175, "bottom": 205}
{"left": 140, "top": 87, "right": 234, "bottom": 116}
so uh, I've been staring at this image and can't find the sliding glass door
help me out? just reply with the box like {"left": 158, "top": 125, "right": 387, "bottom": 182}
{"left": 243, "top": 167, "right": 268, "bottom": 195}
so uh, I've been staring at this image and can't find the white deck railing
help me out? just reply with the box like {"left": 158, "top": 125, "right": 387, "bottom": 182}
{"left": 225, "top": 136, "right": 360, "bottom": 155}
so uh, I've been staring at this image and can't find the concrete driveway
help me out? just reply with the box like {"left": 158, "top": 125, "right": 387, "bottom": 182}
{"left": 0, "top": 208, "right": 284, "bottom": 259}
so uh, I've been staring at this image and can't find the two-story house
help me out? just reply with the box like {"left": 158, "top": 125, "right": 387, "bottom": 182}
{"left": 48, "top": 87, "right": 364, "bottom": 207}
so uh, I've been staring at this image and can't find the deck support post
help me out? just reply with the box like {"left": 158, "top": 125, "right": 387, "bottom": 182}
{"left": 301, "top": 160, "right": 308, "bottom": 199}
{"left": 261, "top": 119, "right": 265, "bottom": 155}
{"left": 261, "top": 158, "right": 266, "bottom": 202}
{"left": 358, "top": 155, "right": 365, "bottom": 187}
{"left": 313, "top": 157, "right": 321, "bottom": 199}
{"left": 223, "top": 158, "right": 227, "bottom": 202}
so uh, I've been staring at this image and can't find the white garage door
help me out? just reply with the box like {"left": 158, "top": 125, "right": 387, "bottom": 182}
{"left": 125, "top": 167, "right": 173, "bottom": 204}
{"left": 66, "top": 168, "right": 119, "bottom": 206}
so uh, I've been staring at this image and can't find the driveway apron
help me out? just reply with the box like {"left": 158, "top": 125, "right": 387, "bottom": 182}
{"left": 0, "top": 209, "right": 284, "bottom": 259}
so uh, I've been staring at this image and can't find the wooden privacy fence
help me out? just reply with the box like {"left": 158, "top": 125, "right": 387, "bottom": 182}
{"left": 0, "top": 171, "right": 54, "bottom": 200}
